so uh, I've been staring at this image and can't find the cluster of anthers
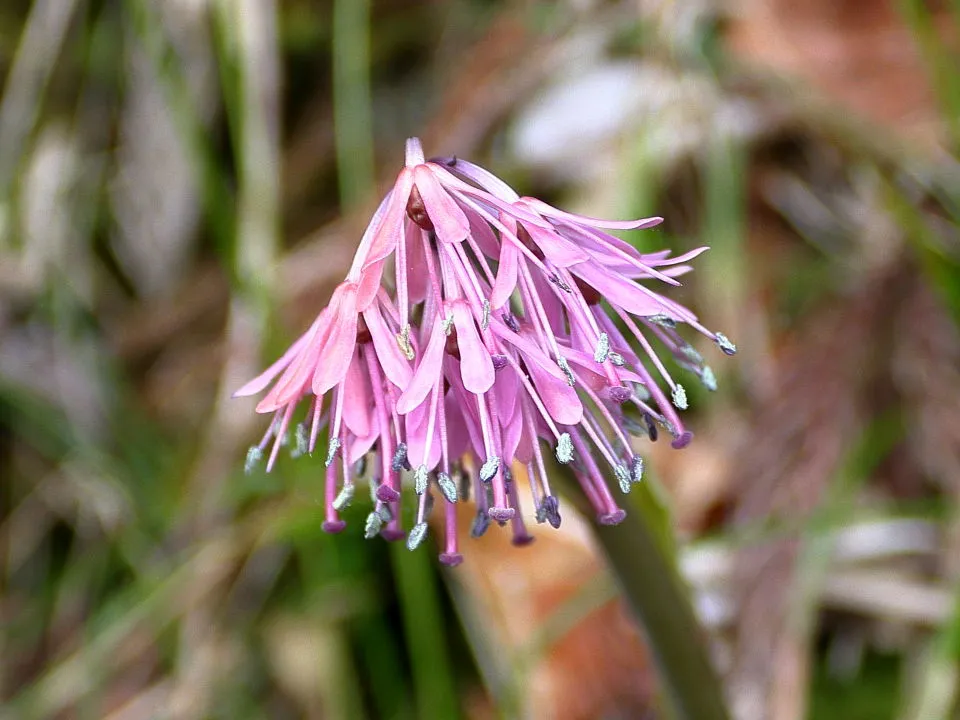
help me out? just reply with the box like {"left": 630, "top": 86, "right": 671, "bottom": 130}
{"left": 236, "top": 138, "right": 736, "bottom": 566}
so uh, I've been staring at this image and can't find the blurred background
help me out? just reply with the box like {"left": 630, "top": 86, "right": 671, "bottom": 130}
{"left": 1, "top": 0, "right": 959, "bottom": 718}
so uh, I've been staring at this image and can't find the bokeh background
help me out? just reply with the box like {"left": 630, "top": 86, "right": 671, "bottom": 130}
{"left": 2, "top": 1, "right": 960, "bottom": 718}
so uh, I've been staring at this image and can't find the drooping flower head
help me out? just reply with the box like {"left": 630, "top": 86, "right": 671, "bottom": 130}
{"left": 236, "top": 138, "right": 735, "bottom": 566}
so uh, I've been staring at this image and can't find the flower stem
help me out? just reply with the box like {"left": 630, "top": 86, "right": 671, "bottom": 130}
{"left": 591, "top": 510, "right": 731, "bottom": 720}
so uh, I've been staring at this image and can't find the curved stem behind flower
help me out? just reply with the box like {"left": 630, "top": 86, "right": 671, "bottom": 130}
{"left": 590, "top": 510, "right": 731, "bottom": 720}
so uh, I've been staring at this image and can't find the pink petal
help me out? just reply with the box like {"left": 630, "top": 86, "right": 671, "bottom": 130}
{"left": 404, "top": 401, "right": 442, "bottom": 469}
{"left": 404, "top": 219, "right": 429, "bottom": 304}
{"left": 443, "top": 389, "right": 470, "bottom": 459}
{"left": 522, "top": 221, "right": 589, "bottom": 267}
{"left": 452, "top": 301, "right": 494, "bottom": 394}
{"left": 255, "top": 310, "right": 332, "bottom": 412}
{"left": 490, "top": 231, "right": 519, "bottom": 309}
{"left": 466, "top": 208, "right": 500, "bottom": 259}
{"left": 356, "top": 258, "right": 385, "bottom": 311}
{"left": 361, "top": 169, "right": 414, "bottom": 272}
{"left": 312, "top": 284, "right": 359, "bottom": 395}
{"left": 341, "top": 352, "right": 372, "bottom": 437}
{"left": 414, "top": 165, "right": 469, "bottom": 244}
{"left": 520, "top": 197, "right": 664, "bottom": 230}
{"left": 396, "top": 319, "right": 446, "bottom": 414}
{"left": 527, "top": 359, "right": 583, "bottom": 425}
{"left": 362, "top": 302, "right": 412, "bottom": 388}
{"left": 348, "top": 422, "right": 379, "bottom": 464}
{"left": 233, "top": 317, "right": 318, "bottom": 397}
{"left": 571, "top": 262, "right": 681, "bottom": 318}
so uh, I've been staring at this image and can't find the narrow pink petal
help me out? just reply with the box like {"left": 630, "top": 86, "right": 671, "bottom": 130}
{"left": 493, "top": 357, "right": 521, "bottom": 420}
{"left": 489, "top": 322, "right": 567, "bottom": 383}
{"left": 571, "top": 262, "right": 682, "bottom": 318}
{"left": 404, "top": 401, "right": 442, "bottom": 469}
{"left": 396, "top": 320, "right": 446, "bottom": 414}
{"left": 414, "top": 165, "right": 469, "bottom": 243}
{"left": 490, "top": 233, "right": 519, "bottom": 309}
{"left": 312, "top": 284, "right": 359, "bottom": 395}
{"left": 361, "top": 169, "right": 414, "bottom": 272}
{"left": 443, "top": 389, "right": 470, "bottom": 459}
{"left": 520, "top": 197, "right": 664, "bottom": 230}
{"left": 527, "top": 359, "right": 583, "bottom": 425}
{"left": 233, "top": 317, "right": 318, "bottom": 397}
{"left": 255, "top": 310, "right": 332, "bottom": 412}
{"left": 348, "top": 424, "right": 379, "bottom": 464}
{"left": 466, "top": 208, "right": 500, "bottom": 259}
{"left": 362, "top": 303, "right": 412, "bottom": 388}
{"left": 522, "top": 221, "right": 589, "bottom": 267}
{"left": 404, "top": 219, "right": 429, "bottom": 304}
{"left": 445, "top": 359, "right": 485, "bottom": 456}
{"left": 341, "top": 352, "right": 372, "bottom": 437}
{"left": 452, "top": 301, "right": 494, "bottom": 394}
{"left": 642, "top": 246, "right": 709, "bottom": 266}
{"left": 356, "top": 258, "right": 384, "bottom": 311}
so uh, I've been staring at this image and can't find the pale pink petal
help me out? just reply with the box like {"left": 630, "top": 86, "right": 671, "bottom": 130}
{"left": 360, "top": 169, "right": 414, "bottom": 272}
{"left": 414, "top": 165, "right": 469, "bottom": 243}
{"left": 490, "top": 231, "right": 519, "bottom": 309}
{"left": 233, "top": 315, "right": 320, "bottom": 397}
{"left": 396, "top": 320, "right": 446, "bottom": 414}
{"left": 256, "top": 310, "right": 332, "bottom": 412}
{"left": 312, "top": 284, "right": 359, "bottom": 395}
{"left": 404, "top": 401, "right": 442, "bottom": 469}
{"left": 522, "top": 221, "right": 589, "bottom": 267}
{"left": 466, "top": 208, "right": 500, "bottom": 259}
{"left": 452, "top": 301, "right": 494, "bottom": 394}
{"left": 571, "top": 262, "right": 683, "bottom": 318}
{"left": 348, "top": 423, "right": 379, "bottom": 464}
{"left": 527, "top": 359, "right": 583, "bottom": 425}
{"left": 341, "top": 352, "right": 372, "bottom": 437}
{"left": 404, "top": 219, "right": 430, "bottom": 304}
{"left": 362, "top": 303, "right": 412, "bottom": 388}
{"left": 520, "top": 197, "right": 664, "bottom": 230}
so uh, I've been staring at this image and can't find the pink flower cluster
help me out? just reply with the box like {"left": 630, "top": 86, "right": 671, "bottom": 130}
{"left": 236, "top": 138, "right": 735, "bottom": 566}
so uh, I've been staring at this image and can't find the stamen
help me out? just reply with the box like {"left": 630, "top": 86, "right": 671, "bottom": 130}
{"left": 325, "top": 437, "right": 342, "bottom": 467}
{"left": 290, "top": 423, "right": 308, "bottom": 459}
{"left": 557, "top": 356, "right": 576, "bottom": 387}
{"left": 244, "top": 446, "right": 263, "bottom": 475}
{"left": 715, "top": 332, "right": 737, "bottom": 355}
{"left": 396, "top": 325, "right": 415, "bottom": 360}
{"left": 479, "top": 456, "right": 500, "bottom": 483}
{"left": 701, "top": 366, "right": 718, "bottom": 392}
{"left": 415, "top": 464, "right": 429, "bottom": 495}
{"left": 481, "top": 300, "right": 491, "bottom": 330}
{"left": 556, "top": 433, "right": 574, "bottom": 464}
{"left": 608, "top": 351, "right": 625, "bottom": 366}
{"left": 392, "top": 442, "right": 410, "bottom": 471}
{"left": 407, "top": 522, "right": 428, "bottom": 550}
{"left": 631, "top": 455, "right": 645, "bottom": 483}
{"left": 437, "top": 472, "right": 458, "bottom": 503}
{"left": 672, "top": 383, "right": 688, "bottom": 410}
{"left": 649, "top": 313, "right": 677, "bottom": 329}
{"left": 470, "top": 510, "right": 491, "bottom": 538}
{"left": 364, "top": 511, "right": 383, "bottom": 539}
{"left": 594, "top": 332, "right": 610, "bottom": 363}
{"left": 333, "top": 483, "right": 354, "bottom": 511}
{"left": 614, "top": 464, "right": 631, "bottom": 494}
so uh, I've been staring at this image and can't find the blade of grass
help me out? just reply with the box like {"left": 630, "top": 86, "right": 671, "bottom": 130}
{"left": 332, "top": 0, "right": 374, "bottom": 210}
{"left": 390, "top": 543, "right": 461, "bottom": 720}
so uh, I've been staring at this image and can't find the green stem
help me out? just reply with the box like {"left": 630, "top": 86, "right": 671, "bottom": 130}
{"left": 591, "top": 511, "right": 731, "bottom": 720}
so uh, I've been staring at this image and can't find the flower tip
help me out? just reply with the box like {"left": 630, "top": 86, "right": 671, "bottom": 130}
{"left": 321, "top": 520, "right": 347, "bottom": 534}
{"left": 381, "top": 528, "right": 407, "bottom": 542}
{"left": 512, "top": 534, "right": 536, "bottom": 547}
{"left": 439, "top": 552, "right": 464, "bottom": 567}
{"left": 405, "top": 137, "right": 425, "bottom": 167}
{"left": 671, "top": 431, "right": 694, "bottom": 449}
{"left": 376, "top": 484, "right": 401, "bottom": 503}
{"left": 598, "top": 509, "right": 627, "bottom": 526}
{"left": 488, "top": 506, "right": 516, "bottom": 523}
